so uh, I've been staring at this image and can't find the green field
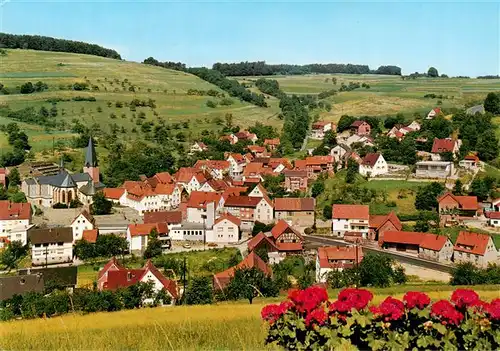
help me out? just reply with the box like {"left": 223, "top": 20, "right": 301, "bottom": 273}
{"left": 1, "top": 284, "right": 498, "bottom": 350}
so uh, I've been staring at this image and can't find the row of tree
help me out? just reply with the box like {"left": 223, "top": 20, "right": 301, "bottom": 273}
{"left": 0, "top": 33, "right": 121, "bottom": 59}
{"left": 211, "top": 61, "right": 401, "bottom": 76}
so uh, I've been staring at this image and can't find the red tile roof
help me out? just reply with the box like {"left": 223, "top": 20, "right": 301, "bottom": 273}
{"left": 128, "top": 222, "right": 168, "bottom": 237}
{"left": 381, "top": 231, "right": 448, "bottom": 251}
{"left": 312, "top": 121, "right": 331, "bottom": 129}
{"left": 122, "top": 181, "right": 143, "bottom": 192}
{"left": 214, "top": 213, "right": 241, "bottom": 227}
{"left": 243, "top": 162, "right": 264, "bottom": 177}
{"left": 82, "top": 229, "right": 99, "bottom": 243}
{"left": 247, "top": 232, "right": 278, "bottom": 252}
{"left": 143, "top": 210, "right": 182, "bottom": 224}
{"left": 213, "top": 252, "right": 271, "bottom": 290}
{"left": 284, "top": 169, "right": 308, "bottom": 177}
{"left": 194, "top": 160, "right": 230, "bottom": 170}
{"left": 350, "top": 120, "right": 367, "bottom": 127}
{"left": 362, "top": 153, "right": 381, "bottom": 167}
{"left": 438, "top": 193, "right": 478, "bottom": 211}
{"left": 274, "top": 198, "right": 315, "bottom": 211}
{"left": 227, "top": 153, "right": 245, "bottom": 163}
{"left": 0, "top": 201, "right": 31, "bottom": 221}
{"left": 419, "top": 235, "right": 449, "bottom": 251}
{"left": 431, "top": 138, "right": 456, "bottom": 153}
{"left": 103, "top": 188, "right": 126, "bottom": 200}
{"left": 317, "top": 246, "right": 363, "bottom": 268}
{"left": 433, "top": 107, "right": 441, "bottom": 114}
{"left": 264, "top": 138, "right": 280, "bottom": 146}
{"left": 98, "top": 257, "right": 125, "bottom": 280}
{"left": 221, "top": 187, "right": 247, "bottom": 201}
{"left": 174, "top": 167, "right": 200, "bottom": 183}
{"left": 464, "top": 155, "right": 479, "bottom": 162}
{"left": 332, "top": 204, "right": 369, "bottom": 220}
{"left": 186, "top": 191, "right": 220, "bottom": 209}
{"left": 204, "top": 178, "right": 229, "bottom": 192}
{"left": 369, "top": 212, "right": 402, "bottom": 231}
{"left": 294, "top": 159, "right": 307, "bottom": 170}
{"left": 224, "top": 196, "right": 262, "bottom": 208}
{"left": 306, "top": 156, "right": 333, "bottom": 165}
{"left": 154, "top": 172, "right": 174, "bottom": 184}
{"left": 248, "top": 145, "right": 266, "bottom": 153}
{"left": 154, "top": 183, "right": 177, "bottom": 195}
{"left": 486, "top": 212, "right": 500, "bottom": 219}
{"left": 270, "top": 220, "right": 303, "bottom": 241}
{"left": 454, "top": 231, "right": 492, "bottom": 256}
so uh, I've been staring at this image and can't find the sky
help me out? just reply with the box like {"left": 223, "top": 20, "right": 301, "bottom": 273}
{"left": 1, "top": 1, "right": 499, "bottom": 76}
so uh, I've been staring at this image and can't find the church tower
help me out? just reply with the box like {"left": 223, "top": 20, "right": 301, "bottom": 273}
{"left": 83, "top": 137, "right": 100, "bottom": 183}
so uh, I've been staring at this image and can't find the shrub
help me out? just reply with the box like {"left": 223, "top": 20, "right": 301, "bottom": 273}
{"left": 304, "top": 227, "right": 314, "bottom": 235}
{"left": 206, "top": 100, "right": 218, "bottom": 108}
{"left": 52, "top": 202, "right": 68, "bottom": 209}
{"left": 262, "top": 287, "right": 500, "bottom": 350}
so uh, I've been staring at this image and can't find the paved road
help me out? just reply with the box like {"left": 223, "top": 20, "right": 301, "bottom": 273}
{"left": 304, "top": 235, "right": 453, "bottom": 273}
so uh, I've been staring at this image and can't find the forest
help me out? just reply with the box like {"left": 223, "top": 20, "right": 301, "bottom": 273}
{"left": 0, "top": 33, "right": 121, "bottom": 59}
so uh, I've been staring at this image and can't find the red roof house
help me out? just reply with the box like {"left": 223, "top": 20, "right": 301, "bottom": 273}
{"left": 82, "top": 229, "right": 99, "bottom": 243}
{"left": 350, "top": 120, "right": 371, "bottom": 136}
{"left": 144, "top": 210, "right": 183, "bottom": 224}
{"left": 0, "top": 201, "right": 32, "bottom": 221}
{"left": 213, "top": 251, "right": 271, "bottom": 290}
{"left": 369, "top": 212, "right": 402, "bottom": 242}
{"left": 270, "top": 220, "right": 304, "bottom": 252}
{"left": 332, "top": 204, "right": 369, "bottom": 220}
{"left": 438, "top": 193, "right": 478, "bottom": 218}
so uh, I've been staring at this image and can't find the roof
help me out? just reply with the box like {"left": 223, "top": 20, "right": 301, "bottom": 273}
{"left": 186, "top": 191, "right": 221, "bottom": 209}
{"left": 0, "top": 274, "right": 44, "bottom": 301}
{"left": 486, "top": 212, "right": 500, "bottom": 219}
{"left": 466, "top": 105, "right": 485, "bottom": 115}
{"left": 29, "top": 227, "right": 73, "bottom": 244}
{"left": 82, "top": 229, "right": 99, "bottom": 243}
{"left": 294, "top": 159, "right": 307, "bottom": 170}
{"left": 317, "top": 246, "right": 363, "bottom": 268}
{"left": 270, "top": 220, "right": 303, "bottom": 241}
{"left": 284, "top": 169, "right": 308, "bottom": 177}
{"left": 243, "top": 162, "right": 264, "bottom": 177}
{"left": 73, "top": 209, "right": 95, "bottom": 225}
{"left": 454, "top": 231, "right": 492, "bottom": 256}
{"left": 224, "top": 196, "right": 262, "bottom": 208}
{"left": 227, "top": 153, "right": 245, "bottom": 163}
{"left": 194, "top": 160, "right": 230, "bottom": 170}
{"left": 382, "top": 231, "right": 448, "bottom": 251}
{"left": 144, "top": 210, "right": 183, "bottom": 224}
{"left": 213, "top": 252, "right": 271, "bottom": 290}
{"left": 306, "top": 156, "right": 333, "bottom": 165}
{"left": 174, "top": 167, "right": 200, "bottom": 183}
{"left": 419, "top": 234, "right": 449, "bottom": 251}
{"left": 214, "top": 213, "right": 241, "bottom": 227}
{"left": 433, "top": 107, "right": 441, "bottom": 114}
{"left": 154, "top": 183, "right": 177, "bottom": 195}
{"left": 248, "top": 145, "right": 266, "bottom": 153}
{"left": 103, "top": 188, "right": 125, "bottom": 200}
{"left": 431, "top": 138, "right": 456, "bottom": 153}
{"left": 154, "top": 172, "right": 174, "bottom": 184}
{"left": 362, "top": 153, "right": 381, "bottom": 167}
{"left": 19, "top": 266, "right": 78, "bottom": 289}
{"left": 369, "top": 212, "right": 402, "bottom": 231}
{"left": 247, "top": 231, "right": 278, "bottom": 252}
{"left": 464, "top": 155, "right": 479, "bottom": 162}
{"left": 350, "top": 120, "right": 367, "bottom": 127}
{"left": 438, "top": 193, "right": 478, "bottom": 211}
{"left": 312, "top": 121, "right": 331, "bottom": 129}
{"left": 264, "top": 138, "right": 280, "bottom": 146}
{"left": 127, "top": 222, "right": 168, "bottom": 237}
{"left": 204, "top": 178, "right": 229, "bottom": 192}
{"left": 79, "top": 179, "right": 98, "bottom": 196}
{"left": 98, "top": 257, "right": 125, "bottom": 280}
{"left": 84, "top": 137, "right": 98, "bottom": 168}
{"left": 332, "top": 204, "right": 369, "bottom": 220}
{"left": 274, "top": 198, "right": 315, "bottom": 211}
{"left": 0, "top": 201, "right": 31, "bottom": 221}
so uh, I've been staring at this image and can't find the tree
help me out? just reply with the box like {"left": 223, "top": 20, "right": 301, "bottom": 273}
{"left": 50, "top": 105, "right": 58, "bottom": 117}
{"left": 323, "top": 130, "right": 337, "bottom": 148}
{"left": 252, "top": 221, "right": 274, "bottom": 236}
{"left": 39, "top": 106, "right": 49, "bottom": 118}
{"left": 143, "top": 228, "right": 163, "bottom": 259}
{"left": 357, "top": 253, "right": 403, "bottom": 287}
{"left": 311, "top": 181, "right": 325, "bottom": 198}
{"left": 0, "top": 241, "right": 28, "bottom": 272}
{"left": 7, "top": 168, "right": 20, "bottom": 186}
{"left": 484, "top": 92, "right": 500, "bottom": 114}
{"left": 74, "top": 239, "right": 96, "bottom": 260}
{"left": 345, "top": 158, "right": 359, "bottom": 184}
{"left": 254, "top": 246, "right": 269, "bottom": 263}
{"left": 413, "top": 220, "right": 430, "bottom": 232}
{"left": 226, "top": 267, "right": 278, "bottom": 304}
{"left": 415, "top": 182, "right": 445, "bottom": 211}
{"left": 427, "top": 67, "right": 439, "bottom": 78}
{"left": 20, "top": 82, "right": 35, "bottom": 94}
{"left": 90, "top": 192, "right": 112, "bottom": 215}
{"left": 453, "top": 179, "right": 463, "bottom": 196}
{"left": 184, "top": 276, "right": 213, "bottom": 305}
{"left": 476, "top": 130, "right": 499, "bottom": 161}
{"left": 450, "top": 262, "right": 484, "bottom": 285}
{"left": 337, "top": 115, "right": 356, "bottom": 132}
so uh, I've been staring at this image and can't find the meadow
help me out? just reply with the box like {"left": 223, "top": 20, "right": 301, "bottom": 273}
{"left": 1, "top": 284, "right": 498, "bottom": 350}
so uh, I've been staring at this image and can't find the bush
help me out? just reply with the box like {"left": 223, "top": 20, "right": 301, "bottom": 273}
{"left": 206, "top": 100, "right": 218, "bottom": 108}
{"left": 262, "top": 286, "right": 500, "bottom": 350}
{"left": 304, "top": 227, "right": 314, "bottom": 235}
{"left": 52, "top": 202, "right": 68, "bottom": 209}
{"left": 450, "top": 263, "right": 500, "bottom": 285}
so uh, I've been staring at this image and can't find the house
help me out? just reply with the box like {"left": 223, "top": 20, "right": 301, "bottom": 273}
{"left": 248, "top": 183, "right": 268, "bottom": 198}
{"left": 253, "top": 157, "right": 292, "bottom": 174}
{"left": 29, "top": 227, "right": 73, "bottom": 266}
{"left": 219, "top": 134, "right": 238, "bottom": 145}
{"left": 264, "top": 138, "right": 280, "bottom": 151}
{"left": 415, "top": 161, "right": 454, "bottom": 178}
{"left": 380, "top": 231, "right": 453, "bottom": 263}
{"left": 98, "top": 258, "right": 177, "bottom": 304}
{"left": 213, "top": 251, "right": 271, "bottom": 290}
{"left": 154, "top": 183, "right": 181, "bottom": 210}
{"left": 0, "top": 236, "right": 9, "bottom": 249}
{"left": 126, "top": 222, "right": 170, "bottom": 254}
{"left": 103, "top": 188, "right": 127, "bottom": 205}
{"left": 190, "top": 141, "right": 208, "bottom": 154}
{"left": 194, "top": 160, "right": 230, "bottom": 180}
{"left": 185, "top": 191, "right": 221, "bottom": 228}
{"left": 208, "top": 214, "right": 241, "bottom": 243}
{"left": 144, "top": 210, "right": 183, "bottom": 227}
{"left": 274, "top": 198, "right": 315, "bottom": 227}
{"left": 226, "top": 153, "right": 247, "bottom": 178}
{"left": 459, "top": 155, "right": 480, "bottom": 170}
{"left": 235, "top": 130, "right": 258, "bottom": 143}
{"left": 242, "top": 162, "right": 266, "bottom": 181}
{"left": 174, "top": 168, "right": 207, "bottom": 194}
{"left": 70, "top": 210, "right": 95, "bottom": 243}
{"left": 0, "top": 168, "right": 6, "bottom": 187}
{"left": 349, "top": 120, "right": 371, "bottom": 136}
{"left": 82, "top": 229, "right": 99, "bottom": 243}
{"left": 247, "top": 145, "right": 267, "bottom": 158}
{"left": 330, "top": 144, "right": 351, "bottom": 163}
{"left": 315, "top": 246, "right": 363, "bottom": 282}
{"left": 22, "top": 137, "right": 104, "bottom": 207}
{"left": 369, "top": 211, "right": 402, "bottom": 242}
{"left": 199, "top": 178, "right": 230, "bottom": 193}
{"left": 0, "top": 200, "right": 32, "bottom": 245}
{"left": 270, "top": 220, "right": 304, "bottom": 253}
{"left": 426, "top": 107, "right": 441, "bottom": 119}
{"left": 453, "top": 231, "right": 498, "bottom": 268}
{"left": 332, "top": 204, "right": 369, "bottom": 238}
{"left": 438, "top": 193, "right": 479, "bottom": 218}
{"left": 0, "top": 274, "right": 44, "bottom": 301}
{"left": 486, "top": 212, "right": 500, "bottom": 227}
{"left": 345, "top": 134, "right": 374, "bottom": 147}
{"left": 223, "top": 195, "right": 273, "bottom": 231}
{"left": 124, "top": 184, "right": 160, "bottom": 215}
{"left": 304, "top": 156, "right": 334, "bottom": 179}
{"left": 18, "top": 266, "right": 78, "bottom": 291}
{"left": 311, "top": 121, "right": 336, "bottom": 139}
{"left": 284, "top": 170, "right": 308, "bottom": 192}
{"left": 406, "top": 121, "right": 421, "bottom": 131}
{"left": 431, "top": 138, "right": 461, "bottom": 160}
{"left": 359, "top": 153, "right": 388, "bottom": 177}
{"left": 247, "top": 231, "right": 278, "bottom": 253}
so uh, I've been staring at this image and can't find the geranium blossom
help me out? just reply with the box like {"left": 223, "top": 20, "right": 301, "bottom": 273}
{"left": 305, "top": 307, "right": 329, "bottom": 327}
{"left": 337, "top": 288, "right": 373, "bottom": 310}
{"left": 287, "top": 286, "right": 328, "bottom": 313}
{"left": 373, "top": 297, "right": 405, "bottom": 321}
{"left": 403, "top": 291, "right": 430, "bottom": 310}
{"left": 261, "top": 301, "right": 291, "bottom": 323}
{"left": 431, "top": 300, "right": 464, "bottom": 326}
{"left": 486, "top": 298, "right": 500, "bottom": 320}
{"left": 451, "top": 289, "right": 480, "bottom": 309}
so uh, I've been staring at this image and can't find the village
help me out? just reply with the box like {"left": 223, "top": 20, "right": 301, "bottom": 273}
{"left": 1, "top": 105, "right": 499, "bottom": 304}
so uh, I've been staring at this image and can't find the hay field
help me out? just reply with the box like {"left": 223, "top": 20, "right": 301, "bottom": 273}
{"left": 1, "top": 285, "right": 498, "bottom": 350}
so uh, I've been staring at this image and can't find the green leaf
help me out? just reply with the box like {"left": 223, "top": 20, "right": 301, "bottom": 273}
{"left": 433, "top": 323, "right": 447, "bottom": 335}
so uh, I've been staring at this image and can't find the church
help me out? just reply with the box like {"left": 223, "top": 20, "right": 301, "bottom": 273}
{"left": 22, "top": 138, "right": 105, "bottom": 207}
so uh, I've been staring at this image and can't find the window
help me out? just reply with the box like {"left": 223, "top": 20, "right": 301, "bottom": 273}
{"left": 344, "top": 225, "right": 348, "bottom": 229}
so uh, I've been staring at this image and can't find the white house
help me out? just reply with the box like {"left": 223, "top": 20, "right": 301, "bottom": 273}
{"left": 209, "top": 214, "right": 241, "bottom": 243}
{"left": 0, "top": 201, "right": 32, "bottom": 245}
{"left": 487, "top": 212, "right": 500, "bottom": 227}
{"left": 426, "top": 107, "right": 441, "bottom": 119}
{"left": 316, "top": 246, "right": 363, "bottom": 283}
{"left": 126, "top": 222, "right": 170, "bottom": 254}
{"left": 185, "top": 191, "right": 220, "bottom": 228}
{"left": 359, "top": 153, "right": 388, "bottom": 177}
{"left": 332, "top": 204, "right": 369, "bottom": 238}
{"left": 248, "top": 183, "right": 268, "bottom": 198}
{"left": 453, "top": 231, "right": 498, "bottom": 268}
{"left": 103, "top": 188, "right": 127, "bottom": 205}
{"left": 330, "top": 144, "right": 350, "bottom": 163}
{"left": 223, "top": 195, "right": 274, "bottom": 231}
{"left": 226, "top": 153, "right": 246, "bottom": 178}
{"left": 418, "top": 234, "right": 454, "bottom": 263}
{"left": 29, "top": 227, "right": 73, "bottom": 266}
{"left": 194, "top": 160, "right": 231, "bottom": 180}
{"left": 174, "top": 168, "right": 207, "bottom": 194}
{"left": 406, "top": 121, "right": 421, "bottom": 131}
{"left": 155, "top": 184, "right": 181, "bottom": 210}
{"left": 311, "top": 121, "right": 335, "bottom": 139}
{"left": 70, "top": 210, "right": 95, "bottom": 243}
{"left": 190, "top": 141, "right": 208, "bottom": 154}
{"left": 125, "top": 185, "right": 161, "bottom": 215}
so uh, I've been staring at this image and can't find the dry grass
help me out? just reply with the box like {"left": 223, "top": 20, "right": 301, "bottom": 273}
{"left": 1, "top": 287, "right": 498, "bottom": 350}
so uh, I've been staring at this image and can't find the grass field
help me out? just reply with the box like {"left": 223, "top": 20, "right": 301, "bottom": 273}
{"left": 1, "top": 284, "right": 498, "bottom": 350}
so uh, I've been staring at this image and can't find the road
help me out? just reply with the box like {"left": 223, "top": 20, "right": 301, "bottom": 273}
{"left": 304, "top": 234, "right": 453, "bottom": 273}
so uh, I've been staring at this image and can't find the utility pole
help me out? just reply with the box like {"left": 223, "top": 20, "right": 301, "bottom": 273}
{"left": 202, "top": 214, "right": 207, "bottom": 251}
{"left": 182, "top": 257, "right": 187, "bottom": 304}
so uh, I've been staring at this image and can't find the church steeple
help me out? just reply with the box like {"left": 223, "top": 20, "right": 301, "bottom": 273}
{"left": 84, "top": 137, "right": 98, "bottom": 168}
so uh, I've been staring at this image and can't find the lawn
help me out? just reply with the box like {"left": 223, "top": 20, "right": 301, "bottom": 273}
{"left": 1, "top": 284, "right": 498, "bottom": 350}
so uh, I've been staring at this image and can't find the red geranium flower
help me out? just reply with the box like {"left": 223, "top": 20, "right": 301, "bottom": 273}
{"left": 261, "top": 301, "right": 291, "bottom": 323}
{"left": 337, "top": 288, "right": 373, "bottom": 310}
{"left": 486, "top": 298, "right": 500, "bottom": 320}
{"left": 403, "top": 291, "right": 430, "bottom": 310}
{"left": 305, "top": 307, "right": 328, "bottom": 327}
{"left": 470, "top": 300, "right": 490, "bottom": 314}
{"left": 451, "top": 289, "right": 480, "bottom": 309}
{"left": 431, "top": 300, "right": 464, "bottom": 326}
{"left": 376, "top": 297, "right": 405, "bottom": 321}
{"left": 287, "top": 286, "right": 328, "bottom": 313}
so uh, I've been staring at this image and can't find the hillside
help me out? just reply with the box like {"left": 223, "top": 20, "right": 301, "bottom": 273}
{"left": 0, "top": 49, "right": 281, "bottom": 152}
